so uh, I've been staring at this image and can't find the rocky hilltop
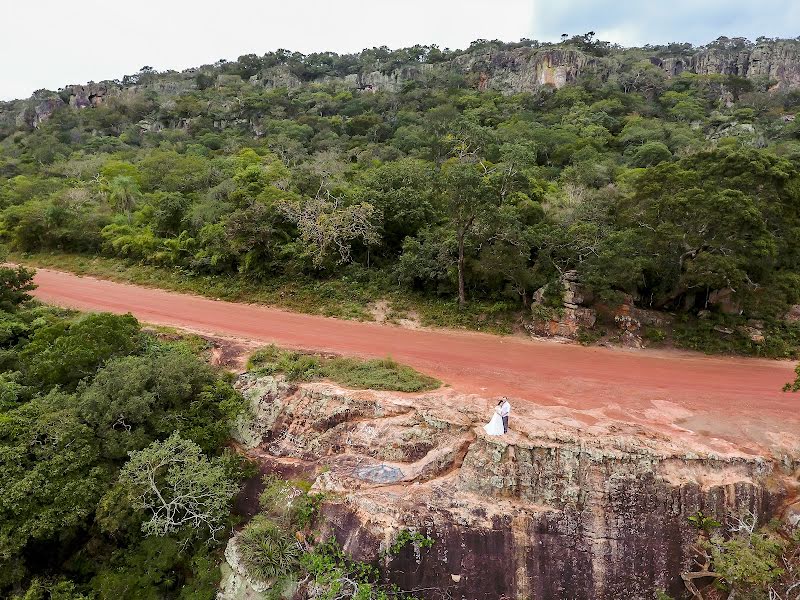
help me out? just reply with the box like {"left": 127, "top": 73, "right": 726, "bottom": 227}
{"left": 3, "top": 37, "right": 800, "bottom": 130}
{"left": 223, "top": 374, "right": 800, "bottom": 600}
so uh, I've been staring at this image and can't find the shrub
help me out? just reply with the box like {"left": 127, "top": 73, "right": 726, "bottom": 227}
{"left": 238, "top": 516, "right": 302, "bottom": 582}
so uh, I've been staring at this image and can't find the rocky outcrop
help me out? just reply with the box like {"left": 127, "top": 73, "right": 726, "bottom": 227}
{"left": 218, "top": 536, "right": 271, "bottom": 600}
{"left": 251, "top": 39, "right": 800, "bottom": 95}
{"left": 64, "top": 83, "right": 115, "bottom": 109}
{"left": 451, "top": 48, "right": 598, "bottom": 93}
{"left": 229, "top": 375, "right": 800, "bottom": 600}
{"left": 652, "top": 40, "right": 800, "bottom": 88}
{"left": 528, "top": 270, "right": 596, "bottom": 339}
{"left": 4, "top": 39, "right": 800, "bottom": 132}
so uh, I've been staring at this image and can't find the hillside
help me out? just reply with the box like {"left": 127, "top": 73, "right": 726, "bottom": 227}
{"left": 2, "top": 35, "right": 800, "bottom": 353}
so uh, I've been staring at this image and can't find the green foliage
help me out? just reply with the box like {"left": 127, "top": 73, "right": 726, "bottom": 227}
{"left": 258, "top": 474, "right": 326, "bottom": 531}
{"left": 20, "top": 312, "right": 141, "bottom": 391}
{"left": 688, "top": 511, "right": 722, "bottom": 533}
{"left": 238, "top": 516, "right": 302, "bottom": 582}
{"left": 118, "top": 433, "right": 239, "bottom": 539}
{"left": 248, "top": 345, "right": 440, "bottom": 392}
{"left": 0, "top": 302, "right": 247, "bottom": 598}
{"left": 0, "top": 263, "right": 36, "bottom": 311}
{"left": 708, "top": 530, "right": 787, "bottom": 594}
{"left": 388, "top": 529, "right": 435, "bottom": 555}
{"left": 300, "top": 539, "right": 413, "bottom": 600}
{"left": 683, "top": 512, "right": 800, "bottom": 600}
{"left": 784, "top": 364, "right": 800, "bottom": 392}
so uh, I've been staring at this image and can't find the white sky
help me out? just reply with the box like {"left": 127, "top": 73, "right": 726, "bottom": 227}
{"left": 2, "top": 0, "right": 798, "bottom": 101}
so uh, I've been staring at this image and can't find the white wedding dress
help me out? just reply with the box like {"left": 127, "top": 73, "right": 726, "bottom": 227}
{"left": 484, "top": 408, "right": 505, "bottom": 436}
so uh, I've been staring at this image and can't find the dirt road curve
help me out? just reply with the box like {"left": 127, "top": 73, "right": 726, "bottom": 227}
{"left": 31, "top": 268, "right": 800, "bottom": 451}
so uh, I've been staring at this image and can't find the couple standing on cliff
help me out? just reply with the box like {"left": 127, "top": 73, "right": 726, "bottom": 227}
{"left": 484, "top": 397, "right": 511, "bottom": 436}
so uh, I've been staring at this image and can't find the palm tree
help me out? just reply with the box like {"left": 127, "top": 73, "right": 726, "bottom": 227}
{"left": 106, "top": 175, "right": 140, "bottom": 223}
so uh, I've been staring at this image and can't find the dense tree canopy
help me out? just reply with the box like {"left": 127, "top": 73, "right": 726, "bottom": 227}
{"left": 0, "top": 264, "right": 245, "bottom": 599}
{"left": 1, "top": 37, "right": 800, "bottom": 345}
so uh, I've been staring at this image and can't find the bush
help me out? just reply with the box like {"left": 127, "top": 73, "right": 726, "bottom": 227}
{"left": 238, "top": 516, "right": 302, "bottom": 583}
{"left": 259, "top": 474, "right": 324, "bottom": 530}
{"left": 0, "top": 263, "right": 36, "bottom": 311}
{"left": 323, "top": 356, "right": 439, "bottom": 392}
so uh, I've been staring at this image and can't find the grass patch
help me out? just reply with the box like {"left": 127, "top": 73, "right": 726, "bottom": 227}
{"left": 141, "top": 325, "right": 214, "bottom": 357}
{"left": 247, "top": 345, "right": 440, "bottom": 393}
{"left": 13, "top": 251, "right": 519, "bottom": 334}
{"left": 672, "top": 315, "right": 800, "bottom": 358}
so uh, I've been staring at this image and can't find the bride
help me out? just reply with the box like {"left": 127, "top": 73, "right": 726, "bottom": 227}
{"left": 483, "top": 401, "right": 505, "bottom": 436}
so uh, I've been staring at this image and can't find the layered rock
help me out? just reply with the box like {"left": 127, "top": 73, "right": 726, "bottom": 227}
{"left": 227, "top": 375, "right": 800, "bottom": 600}
{"left": 528, "top": 270, "right": 596, "bottom": 338}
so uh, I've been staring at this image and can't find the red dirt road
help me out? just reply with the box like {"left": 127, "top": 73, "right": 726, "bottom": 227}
{"left": 30, "top": 268, "right": 800, "bottom": 451}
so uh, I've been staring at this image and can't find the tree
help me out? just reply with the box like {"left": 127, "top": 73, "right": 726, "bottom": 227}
{"left": 279, "top": 195, "right": 380, "bottom": 267}
{"left": 78, "top": 349, "right": 220, "bottom": 459}
{"left": 106, "top": 175, "right": 141, "bottom": 223}
{"left": 628, "top": 141, "right": 672, "bottom": 167}
{"left": 355, "top": 159, "right": 437, "bottom": 255}
{"left": 0, "top": 393, "right": 108, "bottom": 575}
{"left": 438, "top": 159, "right": 503, "bottom": 307}
{"left": 118, "top": 433, "right": 239, "bottom": 539}
{"left": 0, "top": 261, "right": 35, "bottom": 312}
{"left": 681, "top": 511, "right": 798, "bottom": 600}
{"left": 20, "top": 313, "right": 141, "bottom": 392}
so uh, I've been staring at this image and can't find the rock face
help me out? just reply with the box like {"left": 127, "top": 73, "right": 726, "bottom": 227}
{"left": 218, "top": 536, "right": 271, "bottom": 600}
{"left": 230, "top": 375, "right": 800, "bottom": 600}
{"left": 251, "top": 39, "right": 800, "bottom": 95}
{"left": 528, "top": 270, "right": 596, "bottom": 338}
{"left": 64, "top": 83, "right": 115, "bottom": 109}
{"left": 4, "top": 39, "right": 800, "bottom": 131}
{"left": 659, "top": 40, "right": 800, "bottom": 87}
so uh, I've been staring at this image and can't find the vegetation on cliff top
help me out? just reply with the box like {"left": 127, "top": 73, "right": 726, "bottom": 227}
{"left": 247, "top": 345, "right": 440, "bottom": 392}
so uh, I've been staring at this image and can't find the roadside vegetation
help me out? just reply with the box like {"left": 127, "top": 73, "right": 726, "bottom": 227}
{"left": 11, "top": 250, "right": 518, "bottom": 333}
{"left": 247, "top": 345, "right": 440, "bottom": 392}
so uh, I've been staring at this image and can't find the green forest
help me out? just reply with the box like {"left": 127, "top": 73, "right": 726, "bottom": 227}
{"left": 2, "top": 37, "right": 800, "bottom": 353}
{"left": 0, "top": 261, "right": 249, "bottom": 598}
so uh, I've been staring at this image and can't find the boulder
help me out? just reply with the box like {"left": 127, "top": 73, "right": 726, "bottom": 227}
{"left": 218, "top": 536, "right": 270, "bottom": 600}
{"left": 738, "top": 325, "right": 765, "bottom": 344}
{"left": 786, "top": 304, "right": 800, "bottom": 322}
{"left": 708, "top": 288, "right": 742, "bottom": 315}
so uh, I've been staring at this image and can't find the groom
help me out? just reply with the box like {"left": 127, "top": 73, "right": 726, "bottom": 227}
{"left": 500, "top": 397, "right": 511, "bottom": 434}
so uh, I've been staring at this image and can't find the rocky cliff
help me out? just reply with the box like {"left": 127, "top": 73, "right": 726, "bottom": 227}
{"left": 224, "top": 374, "right": 800, "bottom": 600}
{"left": 4, "top": 38, "right": 800, "bottom": 131}
{"left": 247, "top": 40, "right": 800, "bottom": 95}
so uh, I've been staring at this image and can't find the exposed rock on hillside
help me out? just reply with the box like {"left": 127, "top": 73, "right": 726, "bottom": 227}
{"left": 226, "top": 375, "right": 800, "bottom": 600}
{"left": 4, "top": 38, "right": 800, "bottom": 130}
{"left": 528, "top": 270, "right": 596, "bottom": 338}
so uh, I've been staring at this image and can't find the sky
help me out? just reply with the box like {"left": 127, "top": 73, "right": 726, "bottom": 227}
{"left": 1, "top": 0, "right": 798, "bottom": 101}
